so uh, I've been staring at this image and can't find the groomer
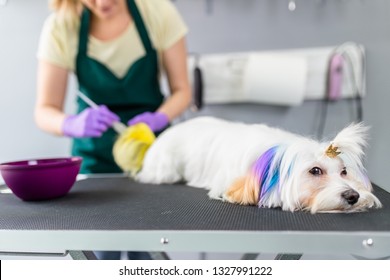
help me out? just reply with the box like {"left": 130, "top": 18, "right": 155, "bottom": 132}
{"left": 35, "top": 0, "right": 191, "bottom": 173}
{"left": 34, "top": 0, "right": 191, "bottom": 259}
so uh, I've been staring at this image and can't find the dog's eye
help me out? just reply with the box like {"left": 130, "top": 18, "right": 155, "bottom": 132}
{"left": 309, "top": 167, "right": 323, "bottom": 176}
{"left": 341, "top": 168, "right": 347, "bottom": 176}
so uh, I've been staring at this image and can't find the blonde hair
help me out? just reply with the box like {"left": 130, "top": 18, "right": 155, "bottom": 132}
{"left": 50, "top": 0, "right": 81, "bottom": 16}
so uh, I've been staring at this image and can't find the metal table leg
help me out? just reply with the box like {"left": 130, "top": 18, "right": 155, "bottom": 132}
{"left": 149, "top": 252, "right": 171, "bottom": 260}
{"left": 274, "top": 254, "right": 302, "bottom": 260}
{"left": 68, "top": 251, "right": 98, "bottom": 260}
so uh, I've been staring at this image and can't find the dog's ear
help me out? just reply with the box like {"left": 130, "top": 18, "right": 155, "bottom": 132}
{"left": 331, "top": 122, "right": 369, "bottom": 168}
{"left": 225, "top": 145, "right": 287, "bottom": 206}
{"left": 330, "top": 123, "right": 372, "bottom": 191}
{"left": 225, "top": 145, "right": 294, "bottom": 208}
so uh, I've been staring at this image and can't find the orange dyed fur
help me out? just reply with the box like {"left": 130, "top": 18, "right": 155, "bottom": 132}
{"left": 225, "top": 176, "right": 259, "bottom": 205}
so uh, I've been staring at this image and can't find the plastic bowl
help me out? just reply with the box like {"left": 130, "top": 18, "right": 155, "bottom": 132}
{"left": 0, "top": 157, "right": 82, "bottom": 201}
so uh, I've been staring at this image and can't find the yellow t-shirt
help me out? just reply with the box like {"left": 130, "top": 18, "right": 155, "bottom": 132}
{"left": 37, "top": 0, "right": 188, "bottom": 78}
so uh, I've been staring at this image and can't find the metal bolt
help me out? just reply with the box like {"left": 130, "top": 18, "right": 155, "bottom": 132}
{"left": 160, "top": 237, "right": 169, "bottom": 244}
{"left": 363, "top": 238, "right": 374, "bottom": 247}
{"left": 288, "top": 0, "right": 296, "bottom": 11}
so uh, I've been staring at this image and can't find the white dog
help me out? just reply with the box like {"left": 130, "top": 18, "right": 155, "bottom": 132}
{"left": 136, "top": 117, "right": 381, "bottom": 213}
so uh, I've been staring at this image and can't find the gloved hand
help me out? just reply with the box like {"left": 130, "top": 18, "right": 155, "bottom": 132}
{"left": 62, "top": 105, "right": 120, "bottom": 138}
{"left": 127, "top": 112, "right": 169, "bottom": 132}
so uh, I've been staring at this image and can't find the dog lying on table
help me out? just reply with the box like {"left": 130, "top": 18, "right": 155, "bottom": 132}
{"left": 136, "top": 116, "right": 381, "bottom": 213}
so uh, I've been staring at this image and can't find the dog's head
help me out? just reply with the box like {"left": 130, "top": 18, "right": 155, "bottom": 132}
{"left": 249, "top": 123, "right": 381, "bottom": 213}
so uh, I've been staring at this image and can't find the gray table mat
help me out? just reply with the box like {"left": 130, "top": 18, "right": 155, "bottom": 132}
{"left": 0, "top": 178, "right": 389, "bottom": 231}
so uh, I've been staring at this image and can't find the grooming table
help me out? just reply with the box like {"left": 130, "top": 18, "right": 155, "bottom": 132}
{"left": 1, "top": 175, "right": 390, "bottom": 259}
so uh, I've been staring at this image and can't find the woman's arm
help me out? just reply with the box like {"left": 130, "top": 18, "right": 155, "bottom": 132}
{"left": 157, "top": 37, "right": 192, "bottom": 120}
{"left": 35, "top": 60, "right": 69, "bottom": 136}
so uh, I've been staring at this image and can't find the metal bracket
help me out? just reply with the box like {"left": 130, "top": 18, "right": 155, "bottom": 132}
{"left": 0, "top": 250, "right": 68, "bottom": 258}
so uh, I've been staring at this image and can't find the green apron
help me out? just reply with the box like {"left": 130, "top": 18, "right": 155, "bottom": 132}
{"left": 73, "top": 0, "right": 164, "bottom": 174}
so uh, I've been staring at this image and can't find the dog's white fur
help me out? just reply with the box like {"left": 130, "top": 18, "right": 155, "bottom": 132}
{"left": 136, "top": 117, "right": 381, "bottom": 213}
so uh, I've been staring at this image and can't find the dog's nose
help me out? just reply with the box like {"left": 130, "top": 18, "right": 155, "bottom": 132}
{"left": 341, "top": 190, "right": 360, "bottom": 205}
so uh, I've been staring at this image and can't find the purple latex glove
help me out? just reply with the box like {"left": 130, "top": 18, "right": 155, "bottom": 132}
{"left": 127, "top": 112, "right": 169, "bottom": 132}
{"left": 62, "top": 105, "right": 120, "bottom": 138}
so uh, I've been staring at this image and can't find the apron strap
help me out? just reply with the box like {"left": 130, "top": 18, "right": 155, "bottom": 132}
{"left": 127, "top": 0, "right": 154, "bottom": 53}
{"left": 78, "top": 1, "right": 154, "bottom": 55}
{"left": 78, "top": 8, "right": 90, "bottom": 55}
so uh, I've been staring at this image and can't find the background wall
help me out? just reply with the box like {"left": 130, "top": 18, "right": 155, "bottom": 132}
{"left": 0, "top": 0, "right": 76, "bottom": 165}
{"left": 0, "top": 0, "right": 389, "bottom": 260}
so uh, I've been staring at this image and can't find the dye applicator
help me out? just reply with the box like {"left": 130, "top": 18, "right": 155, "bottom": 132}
{"left": 77, "top": 91, "right": 155, "bottom": 175}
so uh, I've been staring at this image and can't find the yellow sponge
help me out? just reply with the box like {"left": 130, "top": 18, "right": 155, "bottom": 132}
{"left": 113, "top": 123, "right": 155, "bottom": 175}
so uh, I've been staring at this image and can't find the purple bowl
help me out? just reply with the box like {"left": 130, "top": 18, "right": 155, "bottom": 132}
{"left": 0, "top": 157, "right": 82, "bottom": 201}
